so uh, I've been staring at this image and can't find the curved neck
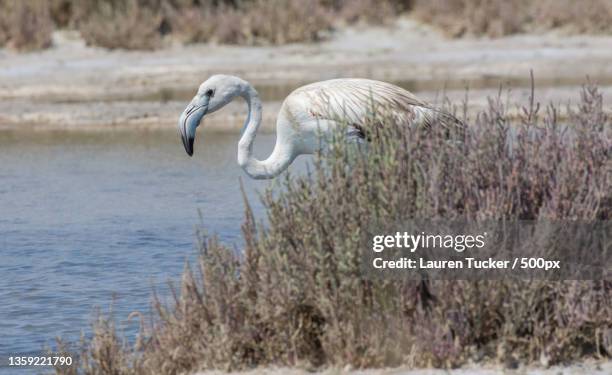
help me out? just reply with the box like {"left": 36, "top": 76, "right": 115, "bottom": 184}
{"left": 237, "top": 83, "right": 294, "bottom": 179}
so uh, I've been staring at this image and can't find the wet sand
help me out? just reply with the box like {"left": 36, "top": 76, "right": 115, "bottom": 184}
{"left": 1, "top": 18, "right": 612, "bottom": 131}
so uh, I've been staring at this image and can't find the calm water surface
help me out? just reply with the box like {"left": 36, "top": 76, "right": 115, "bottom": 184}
{"left": 0, "top": 130, "right": 306, "bottom": 373}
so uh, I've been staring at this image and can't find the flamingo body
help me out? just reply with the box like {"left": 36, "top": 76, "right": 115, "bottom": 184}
{"left": 178, "top": 75, "right": 460, "bottom": 179}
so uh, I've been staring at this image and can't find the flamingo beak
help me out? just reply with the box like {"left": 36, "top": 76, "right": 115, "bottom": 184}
{"left": 178, "top": 103, "right": 207, "bottom": 156}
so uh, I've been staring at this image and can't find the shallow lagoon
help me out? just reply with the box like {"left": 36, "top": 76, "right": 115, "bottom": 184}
{"left": 0, "top": 130, "right": 309, "bottom": 373}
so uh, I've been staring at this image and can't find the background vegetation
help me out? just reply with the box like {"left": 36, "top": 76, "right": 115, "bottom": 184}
{"left": 54, "top": 84, "right": 611, "bottom": 374}
{"left": 1, "top": 0, "right": 612, "bottom": 51}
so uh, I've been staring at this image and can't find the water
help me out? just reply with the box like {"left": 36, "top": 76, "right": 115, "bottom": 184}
{"left": 57, "top": 76, "right": 612, "bottom": 105}
{"left": 0, "top": 130, "right": 304, "bottom": 373}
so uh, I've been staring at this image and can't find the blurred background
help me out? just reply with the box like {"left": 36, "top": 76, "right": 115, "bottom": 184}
{"left": 0, "top": 1, "right": 611, "bottom": 373}
{"left": 2, "top": 0, "right": 612, "bottom": 50}
{"left": 1, "top": 0, "right": 612, "bottom": 130}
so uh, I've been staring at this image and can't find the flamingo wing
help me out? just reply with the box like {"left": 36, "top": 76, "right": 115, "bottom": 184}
{"left": 294, "top": 79, "right": 463, "bottom": 137}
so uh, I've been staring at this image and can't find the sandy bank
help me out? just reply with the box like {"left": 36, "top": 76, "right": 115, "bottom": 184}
{"left": 1, "top": 18, "right": 611, "bottom": 131}
{"left": 194, "top": 361, "right": 612, "bottom": 375}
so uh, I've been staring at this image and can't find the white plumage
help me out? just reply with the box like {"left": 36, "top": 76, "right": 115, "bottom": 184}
{"left": 178, "top": 75, "right": 461, "bottom": 179}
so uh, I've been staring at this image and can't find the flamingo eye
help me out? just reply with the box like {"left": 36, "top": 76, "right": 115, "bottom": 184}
{"left": 205, "top": 89, "right": 214, "bottom": 97}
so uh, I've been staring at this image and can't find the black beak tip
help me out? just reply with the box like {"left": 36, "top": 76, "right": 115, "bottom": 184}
{"left": 186, "top": 137, "right": 195, "bottom": 156}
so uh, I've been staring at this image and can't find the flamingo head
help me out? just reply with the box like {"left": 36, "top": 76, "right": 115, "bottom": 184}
{"left": 178, "top": 75, "right": 241, "bottom": 156}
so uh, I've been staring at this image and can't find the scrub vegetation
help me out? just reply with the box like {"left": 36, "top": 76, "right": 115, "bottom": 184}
{"left": 0, "top": 0, "right": 53, "bottom": 51}
{"left": 54, "top": 83, "right": 611, "bottom": 374}
{"left": 1, "top": 0, "right": 612, "bottom": 51}
{"left": 412, "top": 0, "right": 612, "bottom": 38}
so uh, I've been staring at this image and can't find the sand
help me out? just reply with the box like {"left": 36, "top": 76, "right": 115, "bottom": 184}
{"left": 193, "top": 360, "right": 612, "bottom": 375}
{"left": 1, "top": 18, "right": 611, "bottom": 131}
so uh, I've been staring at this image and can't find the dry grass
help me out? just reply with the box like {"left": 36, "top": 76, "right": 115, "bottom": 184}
{"left": 54, "top": 83, "right": 611, "bottom": 374}
{"left": 412, "top": 0, "right": 612, "bottom": 38}
{"left": 1, "top": 0, "right": 612, "bottom": 50}
{"left": 332, "top": 0, "right": 405, "bottom": 25}
{"left": 530, "top": 0, "right": 612, "bottom": 34}
{"left": 77, "top": 0, "right": 165, "bottom": 50}
{"left": 170, "top": 0, "right": 335, "bottom": 46}
{"left": 67, "top": 0, "right": 404, "bottom": 49}
{"left": 0, "top": 0, "right": 53, "bottom": 51}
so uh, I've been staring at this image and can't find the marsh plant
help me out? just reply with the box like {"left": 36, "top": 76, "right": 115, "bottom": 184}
{"left": 2, "top": 0, "right": 612, "bottom": 51}
{"left": 0, "top": 0, "right": 53, "bottom": 51}
{"left": 55, "top": 84, "right": 611, "bottom": 374}
{"left": 412, "top": 0, "right": 612, "bottom": 37}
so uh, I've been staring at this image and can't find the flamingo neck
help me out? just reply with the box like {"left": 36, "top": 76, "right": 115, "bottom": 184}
{"left": 237, "top": 83, "right": 294, "bottom": 180}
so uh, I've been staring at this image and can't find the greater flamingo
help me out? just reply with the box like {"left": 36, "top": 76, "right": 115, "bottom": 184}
{"left": 178, "top": 75, "right": 462, "bottom": 179}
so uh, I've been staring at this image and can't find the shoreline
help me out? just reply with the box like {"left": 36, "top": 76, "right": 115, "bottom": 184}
{"left": 193, "top": 361, "right": 612, "bottom": 375}
{"left": 1, "top": 18, "right": 612, "bottom": 131}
